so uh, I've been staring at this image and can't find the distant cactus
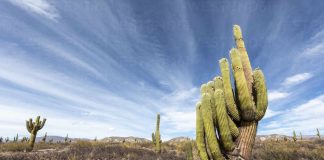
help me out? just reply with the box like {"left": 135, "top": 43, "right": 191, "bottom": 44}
{"left": 94, "top": 136, "right": 97, "bottom": 142}
{"left": 5, "top": 137, "right": 9, "bottom": 143}
{"left": 65, "top": 134, "right": 69, "bottom": 143}
{"left": 26, "top": 116, "right": 46, "bottom": 151}
{"left": 0, "top": 137, "right": 3, "bottom": 143}
{"left": 152, "top": 132, "right": 156, "bottom": 144}
{"left": 152, "top": 114, "right": 161, "bottom": 153}
{"left": 317, "top": 128, "right": 321, "bottom": 139}
{"left": 185, "top": 141, "right": 193, "bottom": 160}
{"left": 196, "top": 25, "right": 268, "bottom": 160}
{"left": 292, "top": 130, "right": 297, "bottom": 142}
{"left": 13, "top": 133, "right": 18, "bottom": 142}
{"left": 300, "top": 132, "right": 302, "bottom": 140}
{"left": 42, "top": 132, "right": 47, "bottom": 143}
{"left": 21, "top": 137, "right": 28, "bottom": 143}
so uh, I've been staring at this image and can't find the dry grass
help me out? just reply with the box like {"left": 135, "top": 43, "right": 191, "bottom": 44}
{"left": 1, "top": 139, "right": 323, "bottom": 160}
{"left": 0, "top": 141, "right": 186, "bottom": 160}
{"left": 252, "top": 139, "right": 324, "bottom": 160}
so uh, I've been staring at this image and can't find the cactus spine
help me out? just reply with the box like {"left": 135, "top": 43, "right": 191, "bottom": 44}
{"left": 153, "top": 114, "right": 161, "bottom": 153}
{"left": 26, "top": 116, "right": 46, "bottom": 151}
{"left": 317, "top": 128, "right": 321, "bottom": 139}
{"left": 196, "top": 25, "right": 268, "bottom": 160}
{"left": 293, "top": 130, "right": 297, "bottom": 142}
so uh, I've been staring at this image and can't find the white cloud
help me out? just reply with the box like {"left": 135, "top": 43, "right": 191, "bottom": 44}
{"left": 7, "top": 0, "right": 59, "bottom": 20}
{"left": 260, "top": 94, "right": 324, "bottom": 135}
{"left": 268, "top": 90, "right": 290, "bottom": 102}
{"left": 162, "top": 110, "right": 196, "bottom": 132}
{"left": 281, "top": 73, "right": 313, "bottom": 86}
{"left": 263, "top": 108, "right": 283, "bottom": 119}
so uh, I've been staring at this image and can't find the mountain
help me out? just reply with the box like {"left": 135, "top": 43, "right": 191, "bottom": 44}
{"left": 101, "top": 136, "right": 150, "bottom": 143}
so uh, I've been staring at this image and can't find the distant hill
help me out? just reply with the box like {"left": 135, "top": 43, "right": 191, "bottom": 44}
{"left": 101, "top": 136, "right": 150, "bottom": 143}
{"left": 167, "top": 137, "right": 191, "bottom": 143}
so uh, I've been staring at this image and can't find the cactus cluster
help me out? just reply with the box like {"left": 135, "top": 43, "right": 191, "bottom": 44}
{"left": 13, "top": 133, "right": 18, "bottom": 142}
{"left": 152, "top": 114, "right": 162, "bottom": 153}
{"left": 196, "top": 25, "right": 268, "bottom": 160}
{"left": 292, "top": 130, "right": 297, "bottom": 142}
{"left": 26, "top": 116, "right": 46, "bottom": 151}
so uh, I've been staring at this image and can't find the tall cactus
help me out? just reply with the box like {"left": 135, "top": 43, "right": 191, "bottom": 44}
{"left": 152, "top": 114, "right": 161, "bottom": 153}
{"left": 26, "top": 116, "right": 46, "bottom": 151}
{"left": 317, "top": 128, "right": 321, "bottom": 139}
{"left": 292, "top": 130, "right": 297, "bottom": 142}
{"left": 300, "top": 132, "right": 302, "bottom": 140}
{"left": 196, "top": 25, "right": 268, "bottom": 160}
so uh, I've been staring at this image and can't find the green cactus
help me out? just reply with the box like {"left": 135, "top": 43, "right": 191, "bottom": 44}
{"left": 13, "top": 133, "right": 18, "bottom": 142}
{"left": 300, "top": 132, "right": 302, "bottom": 140}
{"left": 317, "top": 128, "right": 321, "bottom": 139}
{"left": 26, "top": 116, "right": 46, "bottom": 151}
{"left": 65, "top": 134, "right": 69, "bottom": 143}
{"left": 152, "top": 132, "right": 156, "bottom": 144}
{"left": 293, "top": 130, "right": 297, "bottom": 142}
{"left": 42, "top": 132, "right": 47, "bottom": 143}
{"left": 196, "top": 25, "right": 268, "bottom": 160}
{"left": 152, "top": 114, "right": 161, "bottom": 153}
{"left": 185, "top": 141, "right": 193, "bottom": 160}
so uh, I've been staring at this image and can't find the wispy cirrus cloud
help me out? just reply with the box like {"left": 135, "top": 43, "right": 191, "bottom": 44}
{"left": 268, "top": 90, "right": 290, "bottom": 102}
{"left": 7, "top": 0, "right": 59, "bottom": 20}
{"left": 281, "top": 73, "right": 313, "bottom": 87}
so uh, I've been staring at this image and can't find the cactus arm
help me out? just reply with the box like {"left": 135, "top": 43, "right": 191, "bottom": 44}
{"left": 214, "top": 89, "right": 234, "bottom": 151}
{"left": 227, "top": 115, "right": 239, "bottom": 139}
{"left": 207, "top": 81, "right": 217, "bottom": 125}
{"left": 196, "top": 102, "right": 209, "bottom": 160}
{"left": 233, "top": 25, "right": 253, "bottom": 94}
{"left": 201, "top": 93, "right": 223, "bottom": 160}
{"left": 253, "top": 69, "right": 268, "bottom": 120}
{"left": 39, "top": 118, "right": 46, "bottom": 130}
{"left": 219, "top": 58, "right": 240, "bottom": 121}
{"left": 26, "top": 120, "right": 32, "bottom": 133}
{"left": 230, "top": 48, "right": 255, "bottom": 121}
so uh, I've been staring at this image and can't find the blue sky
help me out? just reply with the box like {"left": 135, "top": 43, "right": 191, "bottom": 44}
{"left": 0, "top": 0, "right": 324, "bottom": 140}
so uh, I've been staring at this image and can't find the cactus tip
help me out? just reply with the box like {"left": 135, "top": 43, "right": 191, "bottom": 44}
{"left": 233, "top": 25, "right": 242, "bottom": 39}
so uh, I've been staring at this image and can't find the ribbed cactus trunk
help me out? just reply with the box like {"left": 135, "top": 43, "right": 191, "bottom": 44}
{"left": 154, "top": 114, "right": 161, "bottom": 153}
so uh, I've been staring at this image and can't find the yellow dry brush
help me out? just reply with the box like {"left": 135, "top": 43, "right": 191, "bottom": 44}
{"left": 196, "top": 25, "right": 268, "bottom": 160}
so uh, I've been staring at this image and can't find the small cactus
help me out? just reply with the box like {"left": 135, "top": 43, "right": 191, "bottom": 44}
{"left": 26, "top": 116, "right": 46, "bottom": 151}
{"left": 152, "top": 114, "right": 161, "bottom": 153}
{"left": 13, "top": 133, "right": 18, "bottom": 142}
{"left": 152, "top": 132, "right": 156, "bottom": 144}
{"left": 65, "top": 134, "right": 69, "bottom": 143}
{"left": 185, "top": 141, "right": 193, "bottom": 160}
{"left": 5, "top": 137, "right": 9, "bottom": 143}
{"left": 42, "top": 132, "right": 47, "bottom": 143}
{"left": 292, "top": 130, "right": 297, "bottom": 142}
{"left": 317, "top": 128, "right": 321, "bottom": 139}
